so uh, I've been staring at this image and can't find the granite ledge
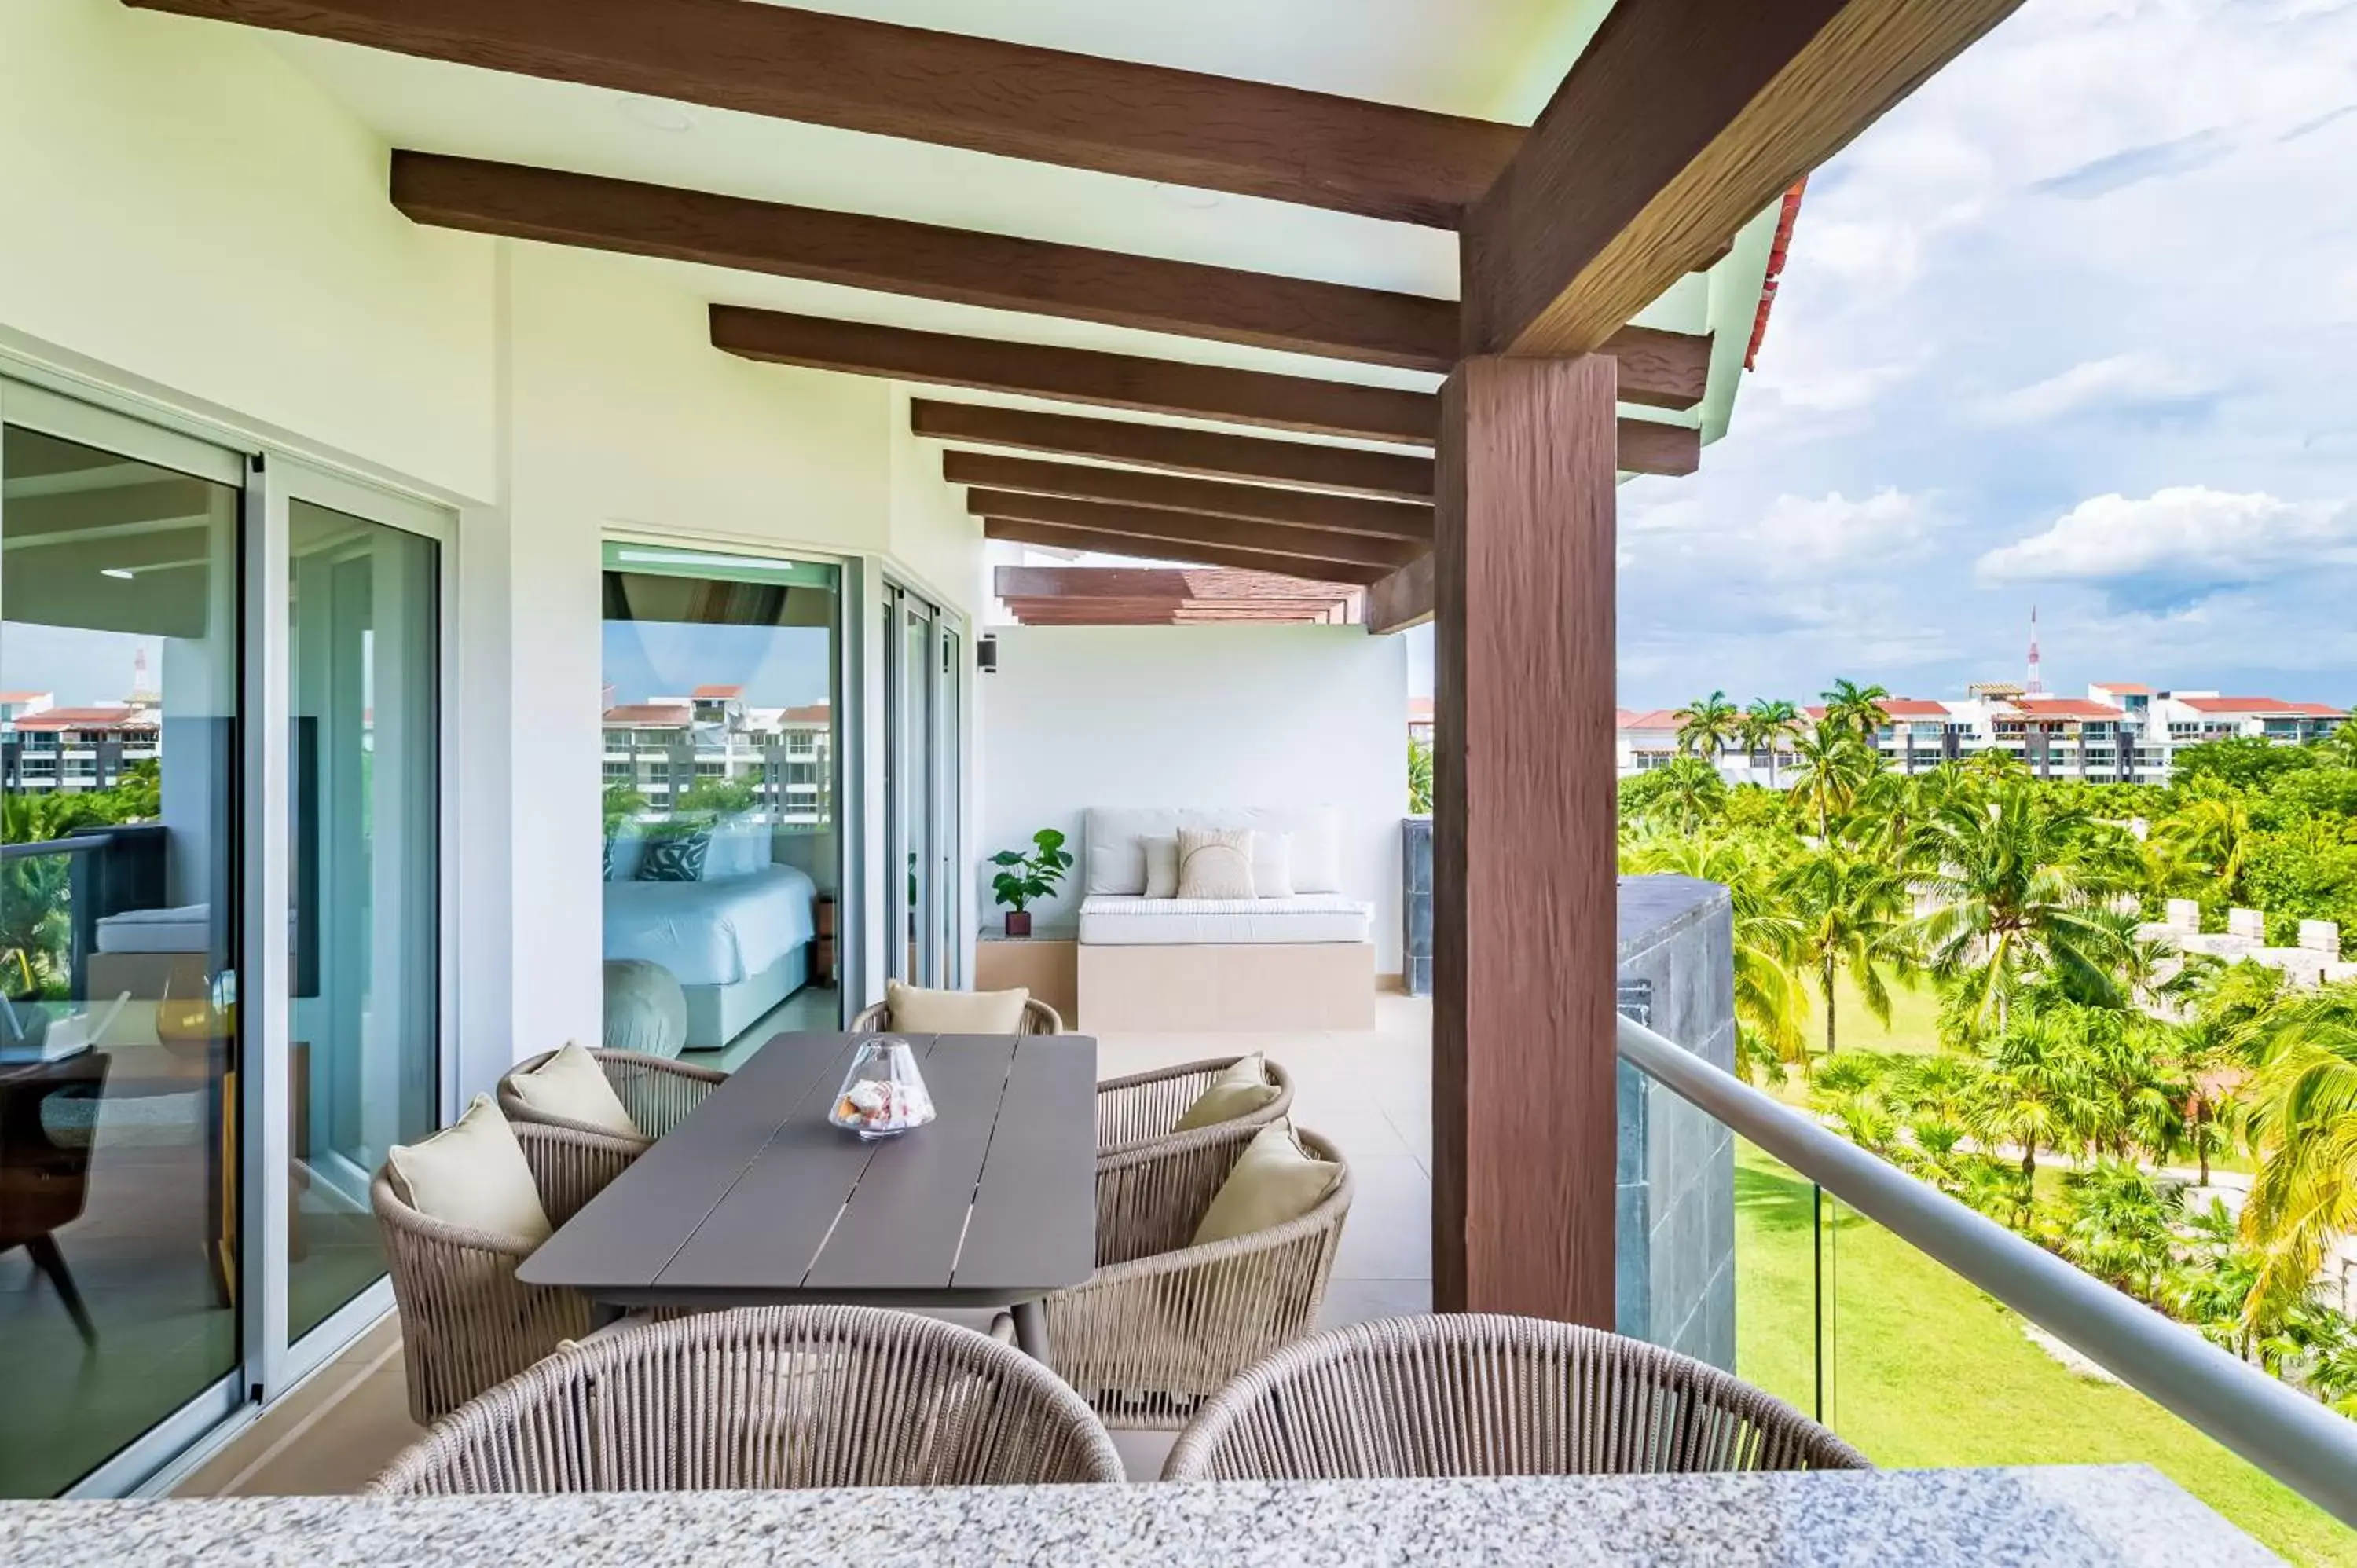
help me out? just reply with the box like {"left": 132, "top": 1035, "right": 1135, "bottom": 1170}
{"left": 1618, "top": 873, "right": 1731, "bottom": 962}
{"left": 0, "top": 1466, "right": 2275, "bottom": 1567}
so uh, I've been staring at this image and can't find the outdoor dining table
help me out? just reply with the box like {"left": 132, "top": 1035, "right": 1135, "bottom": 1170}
{"left": 518, "top": 1031, "right": 1098, "bottom": 1360}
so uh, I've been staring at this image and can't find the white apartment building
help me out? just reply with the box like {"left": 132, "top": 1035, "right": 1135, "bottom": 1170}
{"left": 0, "top": 694, "right": 162, "bottom": 796}
{"left": 602, "top": 694, "right": 835, "bottom": 826}
{"left": 1618, "top": 683, "right": 2346, "bottom": 784}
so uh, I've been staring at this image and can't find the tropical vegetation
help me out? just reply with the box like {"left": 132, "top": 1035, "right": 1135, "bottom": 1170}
{"left": 1621, "top": 687, "right": 2357, "bottom": 1444}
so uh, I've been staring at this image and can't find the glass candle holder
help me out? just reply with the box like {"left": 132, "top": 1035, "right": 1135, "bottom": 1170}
{"left": 827, "top": 1037, "right": 937, "bottom": 1141}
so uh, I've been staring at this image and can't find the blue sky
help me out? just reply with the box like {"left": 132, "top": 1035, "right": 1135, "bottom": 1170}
{"left": 1567, "top": 0, "right": 2357, "bottom": 711}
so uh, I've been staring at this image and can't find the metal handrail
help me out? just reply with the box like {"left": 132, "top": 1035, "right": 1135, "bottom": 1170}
{"left": 0, "top": 833, "right": 111, "bottom": 861}
{"left": 1616, "top": 1013, "right": 2357, "bottom": 1528}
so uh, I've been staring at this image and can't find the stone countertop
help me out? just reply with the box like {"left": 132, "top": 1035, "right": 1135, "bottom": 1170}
{"left": 0, "top": 1467, "right": 2276, "bottom": 1566}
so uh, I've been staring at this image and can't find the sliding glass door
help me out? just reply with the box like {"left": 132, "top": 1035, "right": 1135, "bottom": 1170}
{"left": 284, "top": 493, "right": 440, "bottom": 1343}
{"left": 0, "top": 385, "right": 246, "bottom": 1499}
{"left": 0, "top": 379, "right": 449, "bottom": 1497}
{"left": 882, "top": 582, "right": 961, "bottom": 989}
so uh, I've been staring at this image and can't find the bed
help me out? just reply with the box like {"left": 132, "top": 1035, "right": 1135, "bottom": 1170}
{"left": 603, "top": 862, "right": 816, "bottom": 1050}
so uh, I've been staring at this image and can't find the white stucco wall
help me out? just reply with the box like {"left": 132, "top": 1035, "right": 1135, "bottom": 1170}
{"left": 979, "top": 625, "right": 1411, "bottom": 973}
{"left": 0, "top": 0, "right": 985, "bottom": 1083}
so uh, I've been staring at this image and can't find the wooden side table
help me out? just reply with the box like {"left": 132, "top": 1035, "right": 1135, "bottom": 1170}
{"left": 975, "top": 923, "right": 1078, "bottom": 1028}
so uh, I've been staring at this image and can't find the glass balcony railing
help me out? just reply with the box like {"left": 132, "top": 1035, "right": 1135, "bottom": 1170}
{"left": 1615, "top": 1013, "right": 2357, "bottom": 1566}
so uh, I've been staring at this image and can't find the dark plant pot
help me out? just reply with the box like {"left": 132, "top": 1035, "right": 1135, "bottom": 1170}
{"left": 1003, "top": 910, "right": 1032, "bottom": 939}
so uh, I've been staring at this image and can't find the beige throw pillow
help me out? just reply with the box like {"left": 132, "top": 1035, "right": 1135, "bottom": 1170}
{"left": 1191, "top": 1120, "right": 1342, "bottom": 1246}
{"left": 887, "top": 978, "right": 1030, "bottom": 1034}
{"left": 1252, "top": 831, "right": 1295, "bottom": 898}
{"left": 386, "top": 1095, "right": 553, "bottom": 1243}
{"left": 1177, "top": 827, "right": 1255, "bottom": 900}
{"left": 504, "top": 1042, "right": 640, "bottom": 1138}
{"left": 1142, "top": 835, "right": 1181, "bottom": 899}
{"left": 1173, "top": 1053, "right": 1281, "bottom": 1132}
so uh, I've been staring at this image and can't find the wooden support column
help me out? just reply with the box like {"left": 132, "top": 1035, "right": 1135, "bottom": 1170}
{"left": 1431, "top": 354, "right": 1621, "bottom": 1324}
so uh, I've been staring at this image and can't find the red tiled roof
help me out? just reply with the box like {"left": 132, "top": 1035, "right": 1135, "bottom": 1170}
{"left": 2093, "top": 683, "right": 2154, "bottom": 694}
{"left": 1408, "top": 698, "right": 1435, "bottom": 724}
{"left": 1878, "top": 699, "right": 1951, "bottom": 719}
{"left": 2176, "top": 696, "right": 2345, "bottom": 717}
{"left": 0, "top": 691, "right": 50, "bottom": 705}
{"left": 2014, "top": 698, "right": 2126, "bottom": 721}
{"left": 1618, "top": 709, "right": 1683, "bottom": 731}
{"left": 13, "top": 706, "right": 156, "bottom": 732}
{"left": 604, "top": 703, "right": 693, "bottom": 725}
{"left": 691, "top": 684, "right": 743, "bottom": 700}
{"left": 778, "top": 703, "right": 832, "bottom": 725}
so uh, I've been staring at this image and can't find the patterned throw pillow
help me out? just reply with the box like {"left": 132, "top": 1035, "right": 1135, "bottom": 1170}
{"left": 602, "top": 836, "right": 615, "bottom": 883}
{"left": 1177, "top": 827, "right": 1255, "bottom": 900}
{"left": 637, "top": 830, "right": 711, "bottom": 883}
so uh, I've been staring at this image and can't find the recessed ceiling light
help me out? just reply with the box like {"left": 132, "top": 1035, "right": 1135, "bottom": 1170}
{"left": 1153, "top": 183, "right": 1223, "bottom": 210}
{"left": 101, "top": 568, "right": 134, "bottom": 581}
{"left": 618, "top": 96, "right": 694, "bottom": 133}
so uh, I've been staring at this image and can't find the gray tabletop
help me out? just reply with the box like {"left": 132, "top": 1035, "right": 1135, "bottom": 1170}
{"left": 519, "top": 1031, "right": 1098, "bottom": 1311}
{"left": 0, "top": 1467, "right": 2281, "bottom": 1566}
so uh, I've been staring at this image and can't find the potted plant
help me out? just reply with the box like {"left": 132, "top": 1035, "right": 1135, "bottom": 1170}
{"left": 989, "top": 828, "right": 1073, "bottom": 938}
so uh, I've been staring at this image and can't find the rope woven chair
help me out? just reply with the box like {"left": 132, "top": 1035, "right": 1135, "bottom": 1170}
{"left": 1095, "top": 1056, "right": 1296, "bottom": 1157}
{"left": 371, "top": 1306, "right": 1124, "bottom": 1493}
{"left": 1160, "top": 1313, "right": 1868, "bottom": 1481}
{"left": 1043, "top": 1119, "right": 1351, "bottom": 1431}
{"left": 497, "top": 1048, "right": 728, "bottom": 1148}
{"left": 374, "top": 1123, "right": 640, "bottom": 1424}
{"left": 849, "top": 996, "right": 1064, "bottom": 1035}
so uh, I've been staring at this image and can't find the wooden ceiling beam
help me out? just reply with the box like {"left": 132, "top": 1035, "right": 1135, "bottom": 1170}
{"left": 981, "top": 518, "right": 1391, "bottom": 586}
{"left": 715, "top": 306, "right": 1436, "bottom": 444}
{"left": 917, "top": 401, "right": 1435, "bottom": 500}
{"left": 392, "top": 152, "right": 1456, "bottom": 371}
{"left": 1366, "top": 555, "right": 1436, "bottom": 635}
{"left": 128, "top": 0, "right": 1518, "bottom": 227}
{"left": 967, "top": 490, "right": 1425, "bottom": 571}
{"left": 944, "top": 452, "right": 1432, "bottom": 541}
{"left": 994, "top": 565, "right": 1350, "bottom": 601}
{"left": 918, "top": 400, "right": 1696, "bottom": 487}
{"left": 1464, "top": 0, "right": 2024, "bottom": 356}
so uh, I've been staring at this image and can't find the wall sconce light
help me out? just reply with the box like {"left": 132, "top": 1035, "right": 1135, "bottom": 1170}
{"left": 977, "top": 635, "right": 999, "bottom": 675}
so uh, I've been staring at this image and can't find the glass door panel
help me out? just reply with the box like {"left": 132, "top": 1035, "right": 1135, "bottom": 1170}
{"left": 284, "top": 499, "right": 439, "bottom": 1341}
{"left": 899, "top": 598, "right": 937, "bottom": 984}
{"left": 0, "top": 415, "right": 243, "bottom": 1497}
{"left": 937, "top": 626, "right": 960, "bottom": 984}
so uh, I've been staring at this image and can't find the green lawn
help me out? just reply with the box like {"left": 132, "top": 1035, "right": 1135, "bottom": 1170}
{"left": 1735, "top": 1143, "right": 2356, "bottom": 1565}
{"left": 1800, "top": 970, "right": 1946, "bottom": 1055}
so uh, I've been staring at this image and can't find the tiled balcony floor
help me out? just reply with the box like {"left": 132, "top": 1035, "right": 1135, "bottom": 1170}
{"left": 173, "top": 994, "right": 1435, "bottom": 1495}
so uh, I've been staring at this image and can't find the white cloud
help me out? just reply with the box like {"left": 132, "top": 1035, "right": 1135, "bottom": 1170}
{"left": 1973, "top": 352, "right": 2215, "bottom": 423}
{"left": 1975, "top": 486, "right": 2357, "bottom": 584}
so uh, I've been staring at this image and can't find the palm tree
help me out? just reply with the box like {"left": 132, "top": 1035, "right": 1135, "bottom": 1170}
{"left": 1622, "top": 831, "right": 1806, "bottom": 1069}
{"left": 1630, "top": 756, "right": 1726, "bottom": 837}
{"left": 2158, "top": 1014, "right": 2245, "bottom": 1184}
{"left": 2152, "top": 782, "right": 2256, "bottom": 904}
{"left": 1820, "top": 679, "right": 1892, "bottom": 742}
{"left": 1673, "top": 691, "right": 1741, "bottom": 763}
{"left": 2238, "top": 992, "right": 2357, "bottom": 1322}
{"left": 1788, "top": 722, "right": 1876, "bottom": 840}
{"left": 1776, "top": 848, "right": 1915, "bottom": 1058}
{"left": 2313, "top": 720, "right": 2357, "bottom": 770}
{"left": 1909, "top": 780, "right": 2133, "bottom": 1038}
{"left": 1739, "top": 698, "right": 1800, "bottom": 787}
{"left": 1963, "top": 1004, "right": 2106, "bottom": 1219}
{"left": 2055, "top": 1161, "right": 2180, "bottom": 1304}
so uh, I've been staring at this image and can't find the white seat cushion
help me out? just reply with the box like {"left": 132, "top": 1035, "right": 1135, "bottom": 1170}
{"left": 1078, "top": 893, "right": 1373, "bottom": 946}
{"left": 885, "top": 979, "right": 1030, "bottom": 1033}
{"left": 386, "top": 1096, "right": 552, "bottom": 1243}
{"left": 93, "top": 903, "right": 212, "bottom": 954}
{"left": 504, "top": 1042, "right": 640, "bottom": 1138}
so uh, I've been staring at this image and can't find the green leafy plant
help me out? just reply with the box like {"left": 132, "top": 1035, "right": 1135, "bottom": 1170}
{"left": 989, "top": 828, "right": 1074, "bottom": 914}
{"left": 1407, "top": 738, "right": 1434, "bottom": 815}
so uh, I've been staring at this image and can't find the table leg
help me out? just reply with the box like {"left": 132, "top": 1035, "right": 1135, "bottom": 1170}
{"left": 1010, "top": 1299, "right": 1051, "bottom": 1363}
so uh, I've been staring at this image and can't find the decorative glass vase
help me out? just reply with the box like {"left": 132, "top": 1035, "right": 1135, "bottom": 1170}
{"left": 827, "top": 1038, "right": 937, "bottom": 1141}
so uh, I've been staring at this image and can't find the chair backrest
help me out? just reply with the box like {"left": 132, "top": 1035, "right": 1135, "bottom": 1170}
{"left": 850, "top": 997, "right": 1063, "bottom": 1035}
{"left": 372, "top": 1123, "right": 639, "bottom": 1423}
{"left": 1094, "top": 1055, "right": 1296, "bottom": 1156}
{"left": 497, "top": 1048, "right": 724, "bottom": 1142}
{"left": 1093, "top": 1119, "right": 1347, "bottom": 1269}
{"left": 372, "top": 1305, "right": 1124, "bottom": 1494}
{"left": 0, "top": 1051, "right": 112, "bottom": 1245}
{"left": 1162, "top": 1313, "right": 1868, "bottom": 1482}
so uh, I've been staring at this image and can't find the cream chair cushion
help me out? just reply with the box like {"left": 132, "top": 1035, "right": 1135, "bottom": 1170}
{"left": 1192, "top": 1120, "right": 1341, "bottom": 1246}
{"left": 887, "top": 978, "right": 1031, "bottom": 1034}
{"left": 1177, "top": 828, "right": 1255, "bottom": 899}
{"left": 1173, "top": 1054, "right": 1281, "bottom": 1133}
{"left": 387, "top": 1095, "right": 553, "bottom": 1243}
{"left": 506, "top": 1042, "right": 640, "bottom": 1138}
